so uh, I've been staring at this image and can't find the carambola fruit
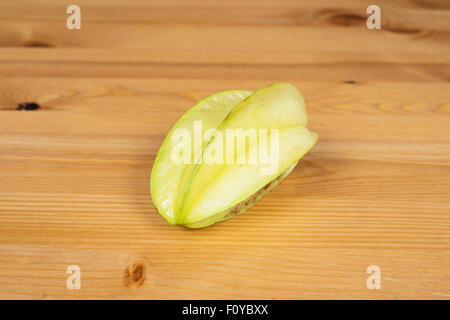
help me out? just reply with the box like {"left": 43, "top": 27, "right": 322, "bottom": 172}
{"left": 151, "top": 82, "right": 318, "bottom": 228}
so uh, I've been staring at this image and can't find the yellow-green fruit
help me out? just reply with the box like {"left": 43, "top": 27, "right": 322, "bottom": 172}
{"left": 151, "top": 83, "right": 318, "bottom": 228}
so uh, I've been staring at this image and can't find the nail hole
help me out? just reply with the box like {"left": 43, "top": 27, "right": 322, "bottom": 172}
{"left": 18, "top": 102, "right": 40, "bottom": 111}
{"left": 21, "top": 40, "right": 54, "bottom": 48}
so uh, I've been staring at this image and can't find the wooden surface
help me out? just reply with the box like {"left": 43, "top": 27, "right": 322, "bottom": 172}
{"left": 0, "top": 0, "right": 449, "bottom": 299}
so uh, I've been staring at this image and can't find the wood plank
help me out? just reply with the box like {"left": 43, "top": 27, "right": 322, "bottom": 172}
{"left": 1, "top": 23, "right": 449, "bottom": 53}
{"left": 1, "top": 59, "right": 449, "bottom": 82}
{"left": 1, "top": 3, "right": 449, "bottom": 31}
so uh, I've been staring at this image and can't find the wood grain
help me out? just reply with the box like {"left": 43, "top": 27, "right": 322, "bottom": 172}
{"left": 0, "top": 0, "right": 449, "bottom": 299}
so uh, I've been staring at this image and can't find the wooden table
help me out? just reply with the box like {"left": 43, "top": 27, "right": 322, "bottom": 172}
{"left": 0, "top": 0, "right": 449, "bottom": 299}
